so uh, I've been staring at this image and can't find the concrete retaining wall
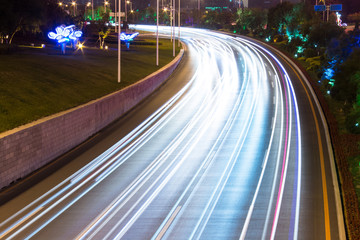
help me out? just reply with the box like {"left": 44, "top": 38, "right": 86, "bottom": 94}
{"left": 0, "top": 49, "right": 184, "bottom": 190}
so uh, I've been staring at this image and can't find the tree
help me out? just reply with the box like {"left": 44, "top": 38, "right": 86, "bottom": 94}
{"left": 218, "top": 10, "right": 236, "bottom": 30}
{"left": 267, "top": 2, "right": 294, "bottom": 37}
{"left": 331, "top": 49, "right": 360, "bottom": 106}
{"left": 0, "top": 0, "right": 45, "bottom": 44}
{"left": 139, "top": 7, "right": 156, "bottom": 24}
{"left": 308, "top": 21, "right": 344, "bottom": 48}
{"left": 0, "top": 0, "right": 13, "bottom": 43}
{"left": 348, "top": 12, "right": 360, "bottom": 30}
{"left": 95, "top": 14, "right": 111, "bottom": 49}
{"left": 236, "top": 8, "right": 267, "bottom": 36}
{"left": 41, "top": 0, "right": 73, "bottom": 34}
{"left": 202, "top": 10, "right": 219, "bottom": 29}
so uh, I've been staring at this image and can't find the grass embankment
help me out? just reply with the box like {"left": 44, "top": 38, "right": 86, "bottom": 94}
{"left": 0, "top": 38, "right": 181, "bottom": 133}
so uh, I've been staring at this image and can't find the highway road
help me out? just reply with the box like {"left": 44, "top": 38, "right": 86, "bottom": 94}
{"left": 0, "top": 27, "right": 345, "bottom": 239}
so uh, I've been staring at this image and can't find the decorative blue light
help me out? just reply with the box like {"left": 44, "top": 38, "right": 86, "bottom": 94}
{"left": 120, "top": 32, "right": 139, "bottom": 49}
{"left": 323, "top": 68, "right": 335, "bottom": 80}
{"left": 48, "top": 25, "right": 83, "bottom": 44}
{"left": 48, "top": 25, "right": 83, "bottom": 54}
{"left": 120, "top": 32, "right": 139, "bottom": 42}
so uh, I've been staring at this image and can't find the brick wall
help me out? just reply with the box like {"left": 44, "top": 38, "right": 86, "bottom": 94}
{"left": 0, "top": 50, "right": 183, "bottom": 190}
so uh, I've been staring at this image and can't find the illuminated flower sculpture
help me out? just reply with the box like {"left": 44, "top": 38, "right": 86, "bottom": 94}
{"left": 120, "top": 32, "right": 139, "bottom": 50}
{"left": 48, "top": 25, "right": 83, "bottom": 54}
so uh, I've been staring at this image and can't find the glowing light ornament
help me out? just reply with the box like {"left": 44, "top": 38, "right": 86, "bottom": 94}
{"left": 336, "top": 12, "right": 342, "bottom": 27}
{"left": 120, "top": 32, "right": 139, "bottom": 49}
{"left": 48, "top": 25, "right": 83, "bottom": 54}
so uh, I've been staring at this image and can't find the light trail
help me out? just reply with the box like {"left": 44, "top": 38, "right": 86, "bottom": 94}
{"left": 0, "top": 49, "right": 201, "bottom": 239}
{"left": 189, "top": 39, "right": 263, "bottom": 240}
{"left": 99, "top": 32, "right": 242, "bottom": 240}
{"left": 238, "top": 42, "right": 282, "bottom": 240}
{"left": 236, "top": 38, "right": 303, "bottom": 240}
{"left": 0, "top": 26, "right": 339, "bottom": 240}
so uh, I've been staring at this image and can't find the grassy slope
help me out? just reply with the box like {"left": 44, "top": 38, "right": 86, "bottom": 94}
{"left": 0, "top": 38, "right": 180, "bottom": 133}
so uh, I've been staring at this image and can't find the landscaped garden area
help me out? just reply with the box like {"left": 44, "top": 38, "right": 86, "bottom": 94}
{"left": 0, "top": 37, "right": 180, "bottom": 133}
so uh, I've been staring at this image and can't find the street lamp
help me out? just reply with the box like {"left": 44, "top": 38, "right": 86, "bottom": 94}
{"left": 91, "top": 0, "right": 94, "bottom": 20}
{"left": 71, "top": 1, "right": 76, "bottom": 16}
{"left": 172, "top": 0, "right": 175, "bottom": 57}
{"left": 104, "top": 1, "right": 109, "bottom": 13}
{"left": 126, "top": 0, "right": 130, "bottom": 22}
{"left": 156, "top": 0, "right": 159, "bottom": 66}
{"left": 118, "top": 0, "right": 121, "bottom": 82}
{"left": 178, "top": 0, "right": 180, "bottom": 47}
{"left": 115, "top": 0, "right": 117, "bottom": 32}
{"left": 85, "top": 2, "right": 91, "bottom": 20}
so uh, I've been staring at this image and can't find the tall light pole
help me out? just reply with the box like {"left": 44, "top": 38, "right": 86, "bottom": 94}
{"left": 72, "top": 1, "right": 76, "bottom": 16}
{"left": 126, "top": 0, "right": 130, "bottom": 22}
{"left": 104, "top": 1, "right": 109, "bottom": 13}
{"left": 118, "top": 0, "right": 121, "bottom": 82}
{"left": 156, "top": 0, "right": 159, "bottom": 66}
{"left": 115, "top": 0, "right": 117, "bottom": 32}
{"left": 178, "top": 0, "right": 180, "bottom": 47}
{"left": 85, "top": 2, "right": 91, "bottom": 20}
{"left": 173, "top": 0, "right": 175, "bottom": 57}
{"left": 170, "top": 2, "right": 173, "bottom": 42}
{"left": 91, "top": 0, "right": 94, "bottom": 20}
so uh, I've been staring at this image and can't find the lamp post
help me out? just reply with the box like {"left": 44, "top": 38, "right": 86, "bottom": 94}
{"left": 104, "top": 1, "right": 109, "bottom": 13}
{"left": 170, "top": 2, "right": 173, "bottom": 42}
{"left": 156, "top": 0, "right": 159, "bottom": 66}
{"left": 178, "top": 0, "right": 180, "bottom": 47}
{"left": 173, "top": 0, "right": 175, "bottom": 57}
{"left": 115, "top": 0, "right": 117, "bottom": 32}
{"left": 126, "top": 0, "right": 130, "bottom": 22}
{"left": 85, "top": 2, "right": 91, "bottom": 20}
{"left": 118, "top": 0, "right": 121, "bottom": 82}
{"left": 91, "top": 0, "right": 94, "bottom": 20}
{"left": 71, "top": 1, "right": 76, "bottom": 16}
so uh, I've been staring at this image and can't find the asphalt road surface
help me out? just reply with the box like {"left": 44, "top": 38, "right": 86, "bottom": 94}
{"left": 0, "top": 26, "right": 345, "bottom": 240}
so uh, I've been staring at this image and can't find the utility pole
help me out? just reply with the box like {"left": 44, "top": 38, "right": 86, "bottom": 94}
{"left": 173, "top": 0, "right": 175, "bottom": 57}
{"left": 178, "top": 0, "right": 180, "bottom": 47}
{"left": 156, "top": 0, "right": 159, "bottom": 66}
{"left": 115, "top": 0, "right": 117, "bottom": 32}
{"left": 118, "top": 0, "right": 121, "bottom": 82}
{"left": 92, "top": 0, "right": 94, "bottom": 20}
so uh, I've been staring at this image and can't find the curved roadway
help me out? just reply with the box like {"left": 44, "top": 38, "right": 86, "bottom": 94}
{"left": 0, "top": 27, "right": 344, "bottom": 240}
